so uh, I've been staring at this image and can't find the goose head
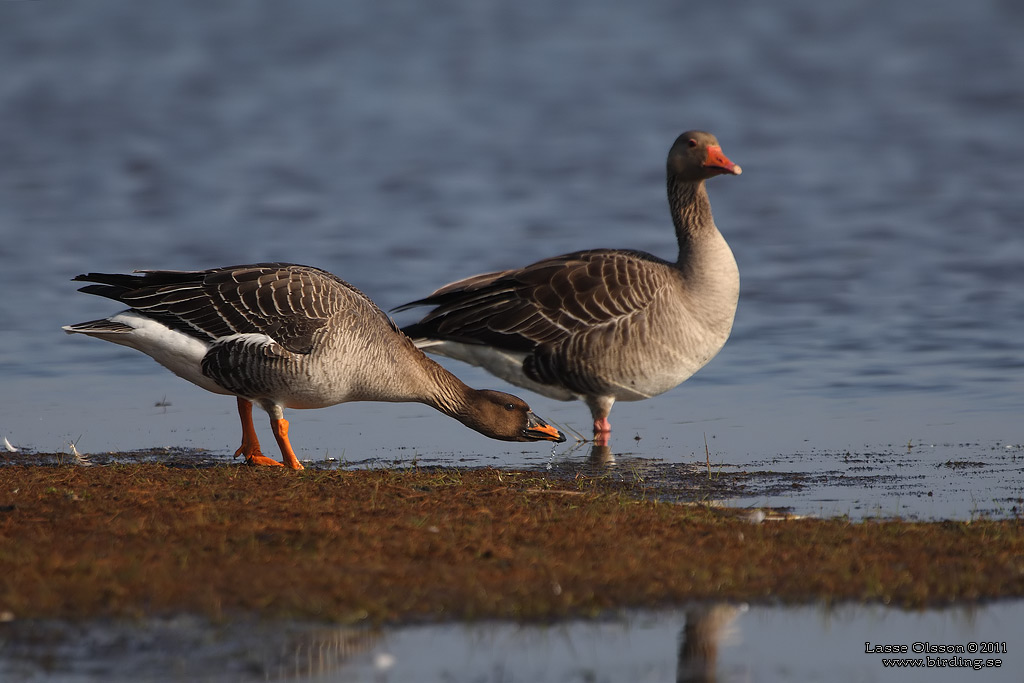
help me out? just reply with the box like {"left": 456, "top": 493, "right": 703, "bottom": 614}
{"left": 464, "top": 390, "right": 566, "bottom": 443}
{"left": 668, "top": 130, "right": 742, "bottom": 182}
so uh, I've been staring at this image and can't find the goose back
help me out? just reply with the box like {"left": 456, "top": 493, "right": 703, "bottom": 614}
{"left": 71, "top": 263, "right": 442, "bottom": 409}
{"left": 400, "top": 245, "right": 737, "bottom": 403}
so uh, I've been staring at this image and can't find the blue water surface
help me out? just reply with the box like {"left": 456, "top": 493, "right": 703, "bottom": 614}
{"left": 0, "top": 0, "right": 1022, "bottom": 515}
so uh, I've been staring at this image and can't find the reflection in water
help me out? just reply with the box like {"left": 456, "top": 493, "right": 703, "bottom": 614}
{"left": 588, "top": 443, "right": 615, "bottom": 467}
{"left": 0, "top": 618, "right": 383, "bottom": 683}
{"left": 540, "top": 441, "right": 617, "bottom": 468}
{"left": 677, "top": 605, "right": 744, "bottom": 683}
{"left": 267, "top": 627, "right": 380, "bottom": 681}
{"left": 272, "top": 606, "right": 750, "bottom": 683}
{"left": 4, "top": 602, "right": 1023, "bottom": 682}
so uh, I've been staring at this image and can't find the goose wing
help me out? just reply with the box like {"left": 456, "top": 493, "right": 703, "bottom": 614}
{"left": 73, "top": 262, "right": 388, "bottom": 355}
{"left": 398, "top": 250, "right": 675, "bottom": 392}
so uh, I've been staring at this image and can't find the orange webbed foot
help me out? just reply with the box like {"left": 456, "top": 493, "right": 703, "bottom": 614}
{"left": 271, "top": 418, "right": 304, "bottom": 470}
{"left": 234, "top": 398, "right": 269, "bottom": 462}
{"left": 235, "top": 437, "right": 277, "bottom": 465}
{"left": 234, "top": 398, "right": 302, "bottom": 469}
{"left": 233, "top": 441, "right": 263, "bottom": 460}
{"left": 244, "top": 454, "right": 286, "bottom": 467}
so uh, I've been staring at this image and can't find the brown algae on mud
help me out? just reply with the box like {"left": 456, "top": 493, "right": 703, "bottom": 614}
{"left": 1, "top": 462, "right": 1023, "bottom": 623}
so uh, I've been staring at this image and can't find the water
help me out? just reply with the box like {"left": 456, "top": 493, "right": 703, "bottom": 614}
{"left": 3, "top": 603, "right": 1021, "bottom": 682}
{"left": 4, "top": 0, "right": 1022, "bottom": 518}
{"left": 0, "top": 1, "right": 1022, "bottom": 677}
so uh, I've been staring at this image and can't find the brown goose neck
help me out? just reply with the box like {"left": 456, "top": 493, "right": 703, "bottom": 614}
{"left": 421, "top": 357, "right": 476, "bottom": 418}
{"left": 667, "top": 177, "right": 715, "bottom": 264}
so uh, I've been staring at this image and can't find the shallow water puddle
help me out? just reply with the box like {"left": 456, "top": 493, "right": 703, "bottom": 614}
{"left": 2, "top": 602, "right": 1019, "bottom": 682}
{"left": 8, "top": 437, "right": 1024, "bottom": 522}
{"left": 536, "top": 441, "right": 1024, "bottom": 521}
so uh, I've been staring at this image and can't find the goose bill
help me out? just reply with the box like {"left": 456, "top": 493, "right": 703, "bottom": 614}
{"left": 523, "top": 412, "right": 566, "bottom": 442}
{"left": 704, "top": 145, "right": 742, "bottom": 175}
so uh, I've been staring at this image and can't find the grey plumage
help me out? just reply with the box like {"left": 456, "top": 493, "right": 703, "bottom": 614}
{"left": 64, "top": 263, "right": 564, "bottom": 469}
{"left": 398, "top": 131, "right": 742, "bottom": 441}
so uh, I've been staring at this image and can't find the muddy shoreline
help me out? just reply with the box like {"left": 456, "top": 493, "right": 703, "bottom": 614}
{"left": 2, "top": 457, "right": 1023, "bottom": 624}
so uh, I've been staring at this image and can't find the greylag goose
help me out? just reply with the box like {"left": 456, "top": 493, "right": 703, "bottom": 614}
{"left": 63, "top": 263, "right": 565, "bottom": 470}
{"left": 397, "top": 131, "right": 741, "bottom": 445}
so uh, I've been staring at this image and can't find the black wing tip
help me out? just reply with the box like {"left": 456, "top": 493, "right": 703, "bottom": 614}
{"left": 76, "top": 283, "right": 115, "bottom": 296}
{"left": 73, "top": 277, "right": 139, "bottom": 302}
{"left": 71, "top": 271, "right": 116, "bottom": 283}
{"left": 399, "top": 321, "right": 482, "bottom": 344}
{"left": 69, "top": 268, "right": 200, "bottom": 294}
{"left": 398, "top": 322, "right": 429, "bottom": 339}
{"left": 70, "top": 271, "right": 147, "bottom": 287}
{"left": 391, "top": 297, "right": 436, "bottom": 314}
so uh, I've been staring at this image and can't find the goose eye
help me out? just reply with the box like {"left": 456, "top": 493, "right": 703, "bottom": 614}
{"left": 504, "top": 403, "right": 515, "bottom": 412}
{"left": 687, "top": 138, "right": 698, "bottom": 148}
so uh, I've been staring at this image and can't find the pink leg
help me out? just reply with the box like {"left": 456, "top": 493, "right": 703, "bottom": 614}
{"left": 585, "top": 396, "right": 615, "bottom": 447}
{"left": 593, "top": 417, "right": 612, "bottom": 446}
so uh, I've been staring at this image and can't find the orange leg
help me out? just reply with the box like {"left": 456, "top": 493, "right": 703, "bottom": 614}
{"left": 271, "top": 418, "right": 304, "bottom": 470}
{"left": 234, "top": 397, "right": 284, "bottom": 467}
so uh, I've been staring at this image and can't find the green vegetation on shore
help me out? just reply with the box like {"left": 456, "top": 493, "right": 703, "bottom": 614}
{"left": 2, "top": 464, "right": 1022, "bottom": 622}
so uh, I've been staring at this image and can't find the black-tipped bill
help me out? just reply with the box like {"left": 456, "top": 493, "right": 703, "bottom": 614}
{"left": 523, "top": 411, "right": 566, "bottom": 442}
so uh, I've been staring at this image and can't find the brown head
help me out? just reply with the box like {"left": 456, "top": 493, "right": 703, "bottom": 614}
{"left": 667, "top": 130, "right": 742, "bottom": 182}
{"left": 461, "top": 390, "right": 566, "bottom": 443}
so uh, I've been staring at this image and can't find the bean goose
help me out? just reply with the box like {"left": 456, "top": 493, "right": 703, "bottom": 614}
{"left": 397, "top": 131, "right": 741, "bottom": 445}
{"left": 63, "top": 263, "right": 565, "bottom": 469}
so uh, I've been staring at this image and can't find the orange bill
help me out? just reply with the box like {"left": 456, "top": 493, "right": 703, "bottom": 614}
{"left": 524, "top": 412, "right": 566, "bottom": 442}
{"left": 704, "top": 145, "right": 742, "bottom": 175}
